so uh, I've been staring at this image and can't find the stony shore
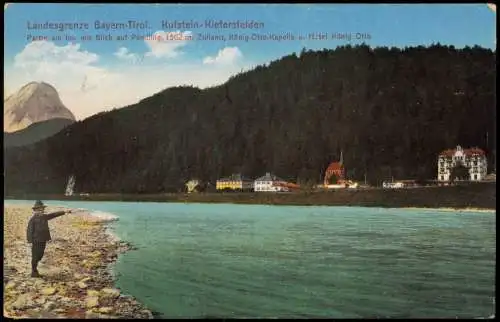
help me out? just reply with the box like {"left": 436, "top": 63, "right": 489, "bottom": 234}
{"left": 3, "top": 205, "right": 153, "bottom": 319}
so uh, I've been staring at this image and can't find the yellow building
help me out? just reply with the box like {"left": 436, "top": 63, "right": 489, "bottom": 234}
{"left": 216, "top": 174, "right": 253, "bottom": 191}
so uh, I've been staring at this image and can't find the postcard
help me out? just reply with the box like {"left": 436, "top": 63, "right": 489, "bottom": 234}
{"left": 3, "top": 3, "right": 496, "bottom": 319}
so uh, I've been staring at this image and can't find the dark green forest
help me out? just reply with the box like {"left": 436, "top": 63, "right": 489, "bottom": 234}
{"left": 4, "top": 118, "right": 74, "bottom": 148}
{"left": 4, "top": 44, "right": 496, "bottom": 194}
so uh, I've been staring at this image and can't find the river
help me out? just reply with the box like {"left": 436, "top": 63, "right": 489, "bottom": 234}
{"left": 5, "top": 200, "right": 496, "bottom": 318}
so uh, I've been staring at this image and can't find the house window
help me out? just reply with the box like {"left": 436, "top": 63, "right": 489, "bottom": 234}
{"left": 440, "top": 175, "right": 444, "bottom": 181}
{"left": 474, "top": 174, "right": 477, "bottom": 180}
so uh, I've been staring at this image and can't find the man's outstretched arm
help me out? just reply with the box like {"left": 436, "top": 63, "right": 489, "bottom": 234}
{"left": 44, "top": 210, "right": 72, "bottom": 220}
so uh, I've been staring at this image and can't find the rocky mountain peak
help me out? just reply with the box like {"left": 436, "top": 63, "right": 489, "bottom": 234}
{"left": 4, "top": 82, "right": 76, "bottom": 133}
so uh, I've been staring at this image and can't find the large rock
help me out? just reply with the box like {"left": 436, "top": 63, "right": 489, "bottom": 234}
{"left": 10, "top": 293, "right": 34, "bottom": 310}
{"left": 100, "top": 288, "right": 120, "bottom": 299}
{"left": 79, "top": 277, "right": 92, "bottom": 283}
{"left": 89, "top": 251, "right": 102, "bottom": 258}
{"left": 85, "top": 310, "right": 117, "bottom": 319}
{"left": 77, "top": 281, "right": 88, "bottom": 289}
{"left": 5, "top": 281, "right": 17, "bottom": 290}
{"left": 99, "top": 307, "right": 114, "bottom": 314}
{"left": 85, "top": 296, "right": 99, "bottom": 308}
{"left": 41, "top": 287, "right": 57, "bottom": 295}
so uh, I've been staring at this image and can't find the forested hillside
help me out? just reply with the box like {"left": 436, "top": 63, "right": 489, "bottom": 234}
{"left": 4, "top": 44, "right": 496, "bottom": 194}
{"left": 4, "top": 118, "right": 74, "bottom": 148}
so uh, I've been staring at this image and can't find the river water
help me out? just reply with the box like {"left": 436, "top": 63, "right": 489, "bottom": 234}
{"left": 5, "top": 200, "right": 496, "bottom": 318}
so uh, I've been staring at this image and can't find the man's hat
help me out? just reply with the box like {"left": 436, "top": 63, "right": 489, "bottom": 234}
{"left": 32, "top": 200, "right": 46, "bottom": 210}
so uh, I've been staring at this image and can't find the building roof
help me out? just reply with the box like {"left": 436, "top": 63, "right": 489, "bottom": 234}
{"left": 463, "top": 148, "right": 486, "bottom": 156}
{"left": 439, "top": 149, "right": 456, "bottom": 157}
{"left": 439, "top": 146, "right": 486, "bottom": 157}
{"left": 255, "top": 172, "right": 284, "bottom": 182}
{"left": 326, "top": 161, "right": 344, "bottom": 172}
{"left": 273, "top": 182, "right": 300, "bottom": 189}
{"left": 217, "top": 173, "right": 253, "bottom": 182}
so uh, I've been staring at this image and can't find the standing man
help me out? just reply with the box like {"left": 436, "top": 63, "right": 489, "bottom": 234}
{"left": 26, "top": 200, "right": 74, "bottom": 277}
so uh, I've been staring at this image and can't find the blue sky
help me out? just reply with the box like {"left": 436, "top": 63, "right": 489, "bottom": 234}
{"left": 4, "top": 3, "right": 497, "bottom": 120}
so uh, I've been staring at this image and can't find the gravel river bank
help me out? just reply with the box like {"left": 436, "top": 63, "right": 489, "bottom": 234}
{"left": 3, "top": 205, "right": 154, "bottom": 319}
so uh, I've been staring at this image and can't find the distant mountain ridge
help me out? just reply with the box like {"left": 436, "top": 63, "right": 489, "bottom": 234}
{"left": 4, "top": 118, "right": 75, "bottom": 148}
{"left": 4, "top": 82, "right": 76, "bottom": 133}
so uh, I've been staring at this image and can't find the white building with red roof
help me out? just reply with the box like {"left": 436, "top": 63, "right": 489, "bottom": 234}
{"left": 254, "top": 172, "right": 299, "bottom": 192}
{"left": 437, "top": 145, "right": 487, "bottom": 182}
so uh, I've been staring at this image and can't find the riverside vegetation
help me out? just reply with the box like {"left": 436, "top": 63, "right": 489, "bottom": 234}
{"left": 3, "top": 205, "right": 153, "bottom": 319}
{"left": 4, "top": 44, "right": 496, "bottom": 194}
{"left": 8, "top": 182, "right": 497, "bottom": 210}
